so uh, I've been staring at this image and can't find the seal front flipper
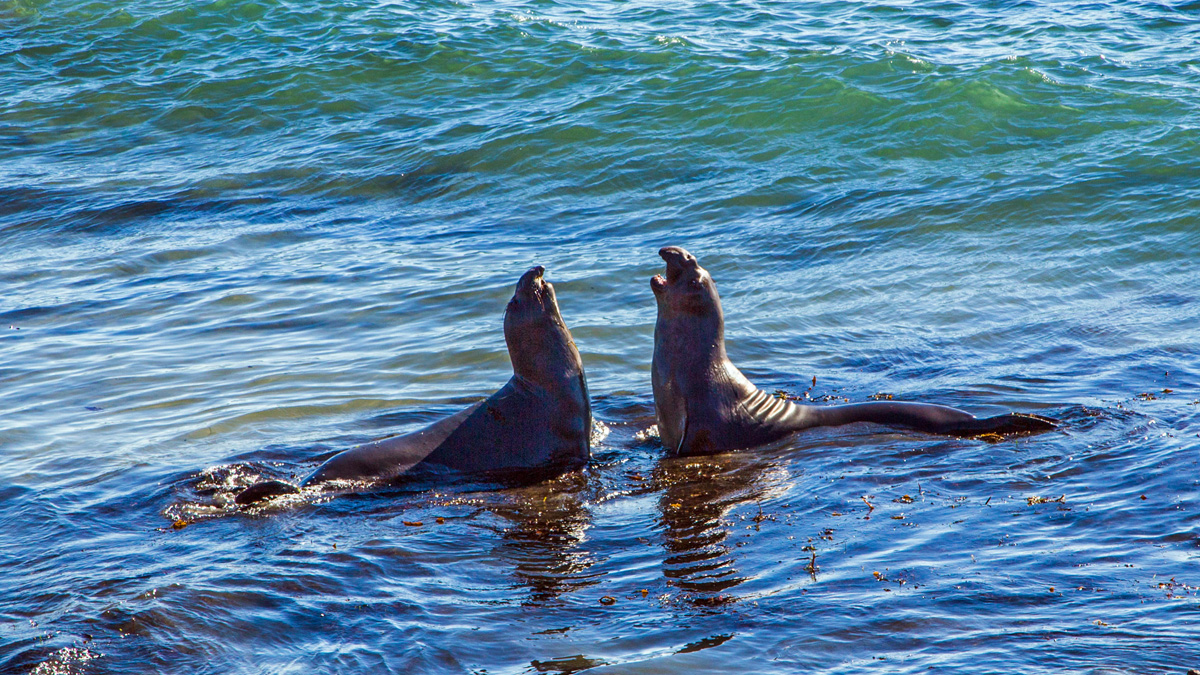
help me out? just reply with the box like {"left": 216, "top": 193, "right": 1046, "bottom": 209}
{"left": 675, "top": 411, "right": 690, "bottom": 455}
{"left": 235, "top": 479, "right": 300, "bottom": 505}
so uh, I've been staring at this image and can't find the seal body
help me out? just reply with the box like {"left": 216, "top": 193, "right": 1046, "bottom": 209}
{"left": 650, "top": 246, "right": 1056, "bottom": 457}
{"left": 237, "top": 266, "right": 590, "bottom": 504}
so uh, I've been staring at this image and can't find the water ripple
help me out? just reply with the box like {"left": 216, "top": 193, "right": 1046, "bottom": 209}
{"left": 4, "top": 0, "right": 1200, "bottom": 672}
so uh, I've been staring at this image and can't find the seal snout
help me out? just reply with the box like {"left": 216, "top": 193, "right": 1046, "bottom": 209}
{"left": 658, "top": 246, "right": 697, "bottom": 284}
{"left": 517, "top": 265, "right": 547, "bottom": 294}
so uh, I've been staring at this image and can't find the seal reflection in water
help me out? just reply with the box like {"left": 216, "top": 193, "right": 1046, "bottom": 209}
{"left": 488, "top": 475, "right": 599, "bottom": 606}
{"left": 650, "top": 246, "right": 1058, "bottom": 457}
{"left": 236, "top": 265, "right": 591, "bottom": 504}
{"left": 655, "top": 452, "right": 763, "bottom": 604}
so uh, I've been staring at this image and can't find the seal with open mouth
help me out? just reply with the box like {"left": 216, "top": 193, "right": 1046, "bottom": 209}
{"left": 650, "top": 246, "right": 1057, "bottom": 456}
{"left": 236, "top": 265, "right": 592, "bottom": 504}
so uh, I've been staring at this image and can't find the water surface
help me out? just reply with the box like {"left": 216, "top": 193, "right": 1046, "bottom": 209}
{"left": 3, "top": 0, "right": 1200, "bottom": 672}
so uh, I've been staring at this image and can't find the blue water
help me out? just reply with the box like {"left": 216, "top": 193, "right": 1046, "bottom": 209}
{"left": 3, "top": 0, "right": 1200, "bottom": 672}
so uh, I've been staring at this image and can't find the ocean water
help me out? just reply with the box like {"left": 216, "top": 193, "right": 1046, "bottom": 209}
{"left": 3, "top": 0, "right": 1200, "bottom": 672}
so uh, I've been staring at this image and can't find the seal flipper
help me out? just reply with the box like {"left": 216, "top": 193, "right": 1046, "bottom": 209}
{"left": 235, "top": 479, "right": 300, "bottom": 505}
{"left": 675, "top": 411, "right": 689, "bottom": 455}
{"left": 673, "top": 407, "right": 721, "bottom": 456}
{"left": 952, "top": 412, "right": 1059, "bottom": 438}
{"left": 813, "top": 402, "right": 1058, "bottom": 439}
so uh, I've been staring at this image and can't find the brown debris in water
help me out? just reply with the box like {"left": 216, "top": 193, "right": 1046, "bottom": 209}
{"left": 751, "top": 505, "right": 770, "bottom": 523}
{"left": 1156, "top": 577, "right": 1196, "bottom": 599}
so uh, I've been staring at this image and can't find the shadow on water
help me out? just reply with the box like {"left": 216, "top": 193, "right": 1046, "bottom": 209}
{"left": 529, "top": 653, "right": 610, "bottom": 674}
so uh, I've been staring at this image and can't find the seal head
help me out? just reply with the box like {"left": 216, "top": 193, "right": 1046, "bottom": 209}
{"left": 506, "top": 265, "right": 586, "bottom": 390}
{"left": 653, "top": 244, "right": 727, "bottom": 352}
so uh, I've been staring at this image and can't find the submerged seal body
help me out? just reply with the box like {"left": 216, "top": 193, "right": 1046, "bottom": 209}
{"left": 650, "top": 246, "right": 1056, "bottom": 457}
{"left": 237, "top": 265, "right": 591, "bottom": 504}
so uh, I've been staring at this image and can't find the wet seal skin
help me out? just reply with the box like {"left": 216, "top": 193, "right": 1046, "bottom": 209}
{"left": 650, "top": 246, "right": 1057, "bottom": 456}
{"left": 236, "top": 266, "right": 592, "bottom": 504}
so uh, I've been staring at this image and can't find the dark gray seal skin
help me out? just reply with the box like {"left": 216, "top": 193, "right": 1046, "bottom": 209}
{"left": 650, "top": 246, "right": 1057, "bottom": 457}
{"left": 235, "top": 265, "right": 591, "bottom": 505}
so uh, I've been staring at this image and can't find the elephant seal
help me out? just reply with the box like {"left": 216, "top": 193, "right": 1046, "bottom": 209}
{"left": 236, "top": 265, "right": 591, "bottom": 504}
{"left": 650, "top": 246, "right": 1057, "bottom": 457}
